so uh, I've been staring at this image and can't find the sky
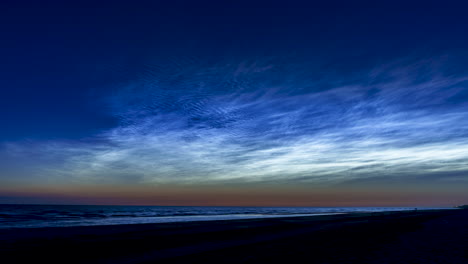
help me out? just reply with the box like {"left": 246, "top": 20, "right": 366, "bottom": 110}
{"left": 1, "top": 0, "right": 468, "bottom": 206}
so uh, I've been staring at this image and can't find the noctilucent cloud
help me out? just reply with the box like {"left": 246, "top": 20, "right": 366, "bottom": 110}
{"left": 1, "top": 1, "right": 468, "bottom": 206}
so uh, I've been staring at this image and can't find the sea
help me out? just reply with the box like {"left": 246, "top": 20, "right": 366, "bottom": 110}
{"left": 0, "top": 204, "right": 450, "bottom": 229}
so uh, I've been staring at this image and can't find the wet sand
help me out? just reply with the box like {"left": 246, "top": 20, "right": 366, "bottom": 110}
{"left": 1, "top": 209, "right": 466, "bottom": 263}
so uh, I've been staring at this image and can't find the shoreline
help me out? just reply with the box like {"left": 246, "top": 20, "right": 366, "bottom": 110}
{"left": 0, "top": 208, "right": 447, "bottom": 232}
{"left": 0, "top": 207, "right": 452, "bottom": 229}
{"left": 0, "top": 212, "right": 347, "bottom": 229}
{"left": 1, "top": 209, "right": 466, "bottom": 263}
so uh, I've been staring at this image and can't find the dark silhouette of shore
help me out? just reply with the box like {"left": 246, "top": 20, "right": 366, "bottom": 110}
{"left": 1, "top": 209, "right": 466, "bottom": 263}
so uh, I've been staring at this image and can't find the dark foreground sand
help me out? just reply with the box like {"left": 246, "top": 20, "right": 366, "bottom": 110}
{"left": 1, "top": 209, "right": 467, "bottom": 263}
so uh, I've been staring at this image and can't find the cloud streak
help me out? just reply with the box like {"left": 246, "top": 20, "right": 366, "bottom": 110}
{"left": 2, "top": 57, "right": 468, "bottom": 188}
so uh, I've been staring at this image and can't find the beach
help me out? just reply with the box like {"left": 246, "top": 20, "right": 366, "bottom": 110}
{"left": 1, "top": 209, "right": 466, "bottom": 263}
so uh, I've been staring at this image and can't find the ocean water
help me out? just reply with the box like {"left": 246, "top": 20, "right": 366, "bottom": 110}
{"left": 0, "top": 204, "right": 448, "bottom": 229}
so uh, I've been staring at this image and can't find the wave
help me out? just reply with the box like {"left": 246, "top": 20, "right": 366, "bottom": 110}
{"left": 0, "top": 205, "right": 452, "bottom": 229}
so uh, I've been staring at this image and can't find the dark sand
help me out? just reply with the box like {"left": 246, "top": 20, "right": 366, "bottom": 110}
{"left": 1, "top": 209, "right": 467, "bottom": 263}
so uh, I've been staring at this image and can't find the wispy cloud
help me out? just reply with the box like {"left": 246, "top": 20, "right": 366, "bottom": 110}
{"left": 2, "top": 57, "right": 468, "bottom": 187}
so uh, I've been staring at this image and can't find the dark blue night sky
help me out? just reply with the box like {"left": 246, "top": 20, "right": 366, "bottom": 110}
{"left": 1, "top": 1, "right": 468, "bottom": 205}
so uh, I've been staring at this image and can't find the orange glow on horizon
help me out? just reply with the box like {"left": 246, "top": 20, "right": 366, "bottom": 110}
{"left": 1, "top": 183, "right": 466, "bottom": 207}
